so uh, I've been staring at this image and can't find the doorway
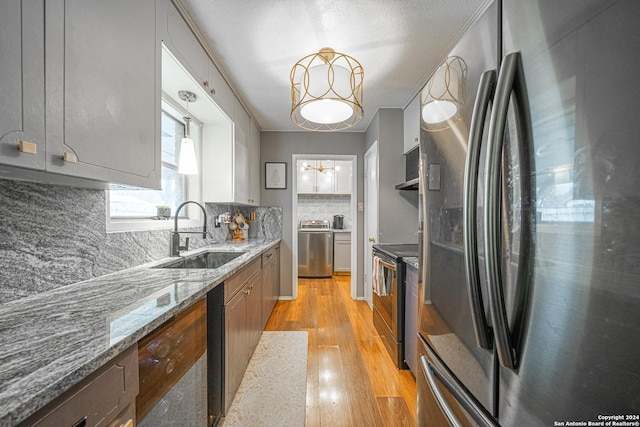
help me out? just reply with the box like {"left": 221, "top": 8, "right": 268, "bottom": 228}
{"left": 364, "top": 142, "right": 379, "bottom": 308}
{"left": 291, "top": 154, "right": 358, "bottom": 300}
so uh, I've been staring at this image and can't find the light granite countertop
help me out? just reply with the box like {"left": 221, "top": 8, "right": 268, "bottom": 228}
{"left": 0, "top": 238, "right": 280, "bottom": 427}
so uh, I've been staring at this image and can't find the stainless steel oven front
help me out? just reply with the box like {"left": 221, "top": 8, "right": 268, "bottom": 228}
{"left": 372, "top": 248, "right": 404, "bottom": 369}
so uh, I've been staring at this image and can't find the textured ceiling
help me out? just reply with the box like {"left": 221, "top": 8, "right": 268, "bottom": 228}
{"left": 178, "top": 0, "right": 487, "bottom": 132}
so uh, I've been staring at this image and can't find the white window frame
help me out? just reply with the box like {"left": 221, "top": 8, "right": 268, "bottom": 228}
{"left": 106, "top": 97, "right": 203, "bottom": 233}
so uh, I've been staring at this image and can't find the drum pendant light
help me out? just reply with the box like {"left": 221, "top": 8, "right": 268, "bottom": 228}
{"left": 291, "top": 47, "right": 364, "bottom": 131}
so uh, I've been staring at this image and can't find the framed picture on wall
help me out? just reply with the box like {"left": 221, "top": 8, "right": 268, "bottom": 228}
{"left": 265, "top": 162, "right": 287, "bottom": 189}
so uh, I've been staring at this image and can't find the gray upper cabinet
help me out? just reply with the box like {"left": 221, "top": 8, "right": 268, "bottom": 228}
{"left": 403, "top": 95, "right": 420, "bottom": 154}
{"left": 248, "top": 119, "right": 261, "bottom": 205}
{"left": 0, "top": 0, "right": 46, "bottom": 171}
{"left": 163, "top": 1, "right": 233, "bottom": 119}
{"left": 44, "top": 0, "right": 161, "bottom": 189}
{"left": 0, "top": 0, "right": 161, "bottom": 189}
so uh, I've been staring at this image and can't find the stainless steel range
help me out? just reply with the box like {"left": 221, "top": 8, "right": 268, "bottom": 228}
{"left": 298, "top": 220, "right": 333, "bottom": 278}
{"left": 372, "top": 243, "right": 418, "bottom": 369}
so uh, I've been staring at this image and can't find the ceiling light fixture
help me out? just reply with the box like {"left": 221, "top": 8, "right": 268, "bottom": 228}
{"left": 421, "top": 56, "right": 468, "bottom": 131}
{"left": 178, "top": 90, "right": 198, "bottom": 175}
{"left": 301, "top": 161, "right": 338, "bottom": 175}
{"left": 291, "top": 47, "right": 364, "bottom": 131}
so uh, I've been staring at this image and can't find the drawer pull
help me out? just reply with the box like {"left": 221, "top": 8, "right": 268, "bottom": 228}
{"left": 72, "top": 416, "right": 87, "bottom": 427}
{"left": 166, "top": 358, "right": 176, "bottom": 374}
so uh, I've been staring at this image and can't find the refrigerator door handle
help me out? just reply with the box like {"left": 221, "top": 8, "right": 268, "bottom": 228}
{"left": 420, "top": 351, "right": 499, "bottom": 427}
{"left": 484, "top": 52, "right": 535, "bottom": 370}
{"left": 421, "top": 355, "right": 464, "bottom": 427}
{"left": 463, "top": 69, "right": 496, "bottom": 351}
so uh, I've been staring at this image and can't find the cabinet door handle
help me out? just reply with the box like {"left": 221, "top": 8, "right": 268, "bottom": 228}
{"left": 203, "top": 80, "right": 209, "bottom": 87}
{"left": 210, "top": 88, "right": 216, "bottom": 95}
{"left": 17, "top": 140, "right": 37, "bottom": 155}
{"left": 368, "top": 237, "right": 376, "bottom": 243}
{"left": 61, "top": 151, "right": 78, "bottom": 163}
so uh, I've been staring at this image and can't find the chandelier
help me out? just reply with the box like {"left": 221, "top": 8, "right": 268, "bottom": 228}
{"left": 290, "top": 47, "right": 364, "bottom": 131}
{"left": 301, "top": 161, "right": 336, "bottom": 175}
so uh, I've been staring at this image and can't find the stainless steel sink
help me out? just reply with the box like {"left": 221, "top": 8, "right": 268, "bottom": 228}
{"left": 154, "top": 251, "right": 245, "bottom": 269}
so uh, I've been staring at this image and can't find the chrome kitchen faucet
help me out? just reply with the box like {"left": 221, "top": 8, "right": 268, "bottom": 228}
{"left": 171, "top": 201, "right": 208, "bottom": 256}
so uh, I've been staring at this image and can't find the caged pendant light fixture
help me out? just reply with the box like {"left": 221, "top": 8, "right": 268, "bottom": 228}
{"left": 178, "top": 90, "right": 198, "bottom": 175}
{"left": 421, "top": 56, "right": 468, "bottom": 131}
{"left": 290, "top": 47, "right": 364, "bottom": 131}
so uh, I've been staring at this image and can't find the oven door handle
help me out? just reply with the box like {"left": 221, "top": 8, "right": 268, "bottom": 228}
{"left": 376, "top": 258, "right": 397, "bottom": 272}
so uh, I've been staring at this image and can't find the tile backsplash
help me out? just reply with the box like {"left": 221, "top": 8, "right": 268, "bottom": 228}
{"left": 0, "top": 179, "right": 281, "bottom": 304}
{"left": 297, "top": 194, "right": 351, "bottom": 229}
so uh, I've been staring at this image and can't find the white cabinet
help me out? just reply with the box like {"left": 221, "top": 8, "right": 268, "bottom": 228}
{"left": 298, "top": 160, "right": 352, "bottom": 195}
{"left": 233, "top": 98, "right": 250, "bottom": 204}
{"left": 297, "top": 160, "right": 335, "bottom": 194}
{"left": 334, "top": 160, "right": 352, "bottom": 194}
{"left": 0, "top": 0, "right": 46, "bottom": 171}
{"left": 403, "top": 95, "right": 420, "bottom": 154}
{"left": 297, "top": 162, "right": 316, "bottom": 193}
{"left": 333, "top": 232, "right": 351, "bottom": 274}
{"left": 202, "top": 99, "right": 259, "bottom": 206}
{"left": 315, "top": 161, "right": 335, "bottom": 194}
{"left": 45, "top": 0, "right": 160, "bottom": 188}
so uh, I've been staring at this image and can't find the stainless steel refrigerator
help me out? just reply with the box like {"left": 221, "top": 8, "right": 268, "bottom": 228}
{"left": 417, "top": 0, "right": 640, "bottom": 425}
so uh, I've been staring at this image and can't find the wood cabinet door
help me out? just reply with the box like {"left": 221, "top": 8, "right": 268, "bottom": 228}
{"left": 224, "top": 286, "right": 249, "bottom": 413}
{"left": 246, "top": 272, "right": 263, "bottom": 354}
{"left": 0, "top": 0, "right": 46, "bottom": 170}
{"left": 44, "top": 0, "right": 161, "bottom": 188}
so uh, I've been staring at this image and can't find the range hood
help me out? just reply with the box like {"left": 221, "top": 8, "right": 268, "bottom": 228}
{"left": 395, "top": 178, "right": 419, "bottom": 190}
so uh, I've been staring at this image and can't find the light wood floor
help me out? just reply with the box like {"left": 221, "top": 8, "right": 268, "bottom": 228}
{"left": 265, "top": 275, "right": 417, "bottom": 427}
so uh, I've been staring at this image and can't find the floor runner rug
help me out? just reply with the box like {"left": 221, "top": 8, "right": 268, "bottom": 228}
{"left": 221, "top": 331, "right": 308, "bottom": 426}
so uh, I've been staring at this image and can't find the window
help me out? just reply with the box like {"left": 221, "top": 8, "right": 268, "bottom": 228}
{"left": 107, "top": 99, "right": 202, "bottom": 232}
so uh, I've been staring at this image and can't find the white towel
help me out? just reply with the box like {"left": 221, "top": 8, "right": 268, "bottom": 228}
{"left": 372, "top": 256, "right": 388, "bottom": 297}
{"left": 372, "top": 255, "right": 379, "bottom": 296}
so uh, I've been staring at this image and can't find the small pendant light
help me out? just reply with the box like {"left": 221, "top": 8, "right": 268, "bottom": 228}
{"left": 178, "top": 90, "right": 198, "bottom": 175}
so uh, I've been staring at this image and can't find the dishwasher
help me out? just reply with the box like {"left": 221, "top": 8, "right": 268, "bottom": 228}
{"left": 298, "top": 219, "right": 333, "bottom": 278}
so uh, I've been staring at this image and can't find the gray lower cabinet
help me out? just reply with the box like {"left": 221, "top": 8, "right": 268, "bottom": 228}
{"left": 261, "top": 244, "right": 280, "bottom": 328}
{"left": 0, "top": 0, "right": 161, "bottom": 189}
{"left": 333, "top": 232, "right": 351, "bottom": 274}
{"left": 222, "top": 257, "right": 263, "bottom": 414}
{"left": 18, "top": 345, "right": 138, "bottom": 427}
